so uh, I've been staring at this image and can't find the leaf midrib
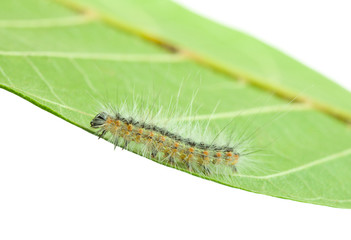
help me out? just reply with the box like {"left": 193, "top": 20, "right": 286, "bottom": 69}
{"left": 51, "top": 0, "right": 351, "bottom": 124}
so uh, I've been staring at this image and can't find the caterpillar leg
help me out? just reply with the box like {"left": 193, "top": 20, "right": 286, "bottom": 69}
{"left": 151, "top": 149, "right": 158, "bottom": 158}
{"left": 184, "top": 162, "right": 193, "bottom": 172}
{"left": 122, "top": 140, "right": 129, "bottom": 150}
{"left": 168, "top": 156, "right": 175, "bottom": 165}
{"left": 113, "top": 138, "right": 119, "bottom": 150}
{"left": 163, "top": 151, "right": 176, "bottom": 165}
{"left": 98, "top": 130, "right": 107, "bottom": 139}
{"left": 202, "top": 165, "right": 211, "bottom": 175}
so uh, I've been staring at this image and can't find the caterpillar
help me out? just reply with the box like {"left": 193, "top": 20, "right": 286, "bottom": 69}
{"left": 89, "top": 97, "right": 252, "bottom": 176}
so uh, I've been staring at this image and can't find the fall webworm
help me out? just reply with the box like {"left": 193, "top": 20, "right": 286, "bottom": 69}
{"left": 88, "top": 82, "right": 298, "bottom": 180}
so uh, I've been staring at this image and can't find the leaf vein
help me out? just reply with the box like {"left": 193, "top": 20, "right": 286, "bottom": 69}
{"left": 176, "top": 103, "right": 312, "bottom": 121}
{"left": 1, "top": 83, "right": 94, "bottom": 117}
{"left": 237, "top": 148, "right": 351, "bottom": 179}
{"left": 25, "top": 57, "right": 66, "bottom": 105}
{"left": 0, "top": 51, "right": 186, "bottom": 62}
{"left": 0, "top": 65, "right": 14, "bottom": 87}
{"left": 0, "top": 15, "right": 96, "bottom": 28}
{"left": 69, "top": 58, "right": 97, "bottom": 93}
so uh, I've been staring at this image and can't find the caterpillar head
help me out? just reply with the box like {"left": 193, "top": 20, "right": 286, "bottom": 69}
{"left": 90, "top": 112, "right": 108, "bottom": 128}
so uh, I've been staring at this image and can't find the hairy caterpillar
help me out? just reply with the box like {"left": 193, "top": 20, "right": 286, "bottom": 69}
{"left": 89, "top": 94, "right": 254, "bottom": 176}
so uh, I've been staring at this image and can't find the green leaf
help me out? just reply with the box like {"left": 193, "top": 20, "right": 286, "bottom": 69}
{"left": 1, "top": 0, "right": 351, "bottom": 208}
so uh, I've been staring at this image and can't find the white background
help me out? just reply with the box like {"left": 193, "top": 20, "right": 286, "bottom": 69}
{"left": 1, "top": 1, "right": 351, "bottom": 239}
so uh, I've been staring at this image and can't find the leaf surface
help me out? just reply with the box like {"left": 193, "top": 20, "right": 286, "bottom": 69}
{"left": 1, "top": 0, "right": 351, "bottom": 208}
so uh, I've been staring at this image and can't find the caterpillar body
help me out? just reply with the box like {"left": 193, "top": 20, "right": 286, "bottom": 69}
{"left": 90, "top": 94, "right": 253, "bottom": 175}
{"left": 91, "top": 111, "right": 240, "bottom": 175}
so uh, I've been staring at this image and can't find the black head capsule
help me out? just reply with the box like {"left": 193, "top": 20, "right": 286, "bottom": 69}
{"left": 90, "top": 112, "right": 108, "bottom": 128}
